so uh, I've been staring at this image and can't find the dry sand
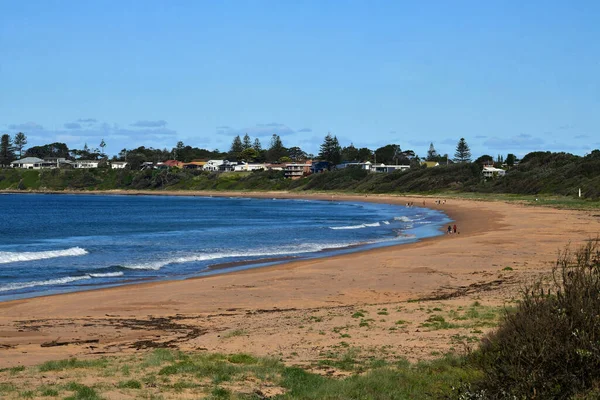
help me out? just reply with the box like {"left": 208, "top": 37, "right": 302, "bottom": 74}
{"left": 0, "top": 192, "right": 598, "bottom": 368}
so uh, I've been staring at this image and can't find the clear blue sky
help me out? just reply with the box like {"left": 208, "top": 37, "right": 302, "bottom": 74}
{"left": 1, "top": 1, "right": 598, "bottom": 159}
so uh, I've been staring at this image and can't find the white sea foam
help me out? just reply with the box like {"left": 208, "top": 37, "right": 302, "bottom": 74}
{"left": 330, "top": 222, "right": 381, "bottom": 230}
{"left": 394, "top": 216, "right": 412, "bottom": 222}
{"left": 0, "top": 275, "right": 91, "bottom": 292}
{"left": 88, "top": 272, "right": 124, "bottom": 278}
{"left": 0, "top": 247, "right": 88, "bottom": 264}
{"left": 382, "top": 221, "right": 390, "bottom": 225}
{"left": 122, "top": 242, "right": 354, "bottom": 271}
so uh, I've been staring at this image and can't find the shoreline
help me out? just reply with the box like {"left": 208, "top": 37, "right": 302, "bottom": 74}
{"left": 0, "top": 190, "right": 598, "bottom": 368}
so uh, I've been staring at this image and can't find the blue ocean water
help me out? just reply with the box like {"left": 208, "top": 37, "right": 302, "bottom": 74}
{"left": 0, "top": 194, "right": 451, "bottom": 301}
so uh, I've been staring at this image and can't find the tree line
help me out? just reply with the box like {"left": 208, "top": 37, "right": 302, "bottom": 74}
{"left": 1, "top": 129, "right": 521, "bottom": 172}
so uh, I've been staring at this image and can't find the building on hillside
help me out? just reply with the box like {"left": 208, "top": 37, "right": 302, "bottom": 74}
{"left": 218, "top": 161, "right": 237, "bottom": 172}
{"left": 421, "top": 161, "right": 440, "bottom": 168}
{"left": 336, "top": 161, "right": 373, "bottom": 171}
{"left": 10, "top": 157, "right": 46, "bottom": 169}
{"left": 44, "top": 158, "right": 73, "bottom": 168}
{"left": 183, "top": 160, "right": 206, "bottom": 169}
{"left": 372, "top": 164, "right": 411, "bottom": 173}
{"left": 284, "top": 162, "right": 312, "bottom": 179}
{"left": 203, "top": 160, "right": 224, "bottom": 172}
{"left": 482, "top": 166, "right": 506, "bottom": 178}
{"left": 233, "top": 163, "right": 268, "bottom": 172}
{"left": 310, "top": 161, "right": 330, "bottom": 174}
{"left": 110, "top": 161, "right": 128, "bottom": 169}
{"left": 71, "top": 160, "right": 100, "bottom": 169}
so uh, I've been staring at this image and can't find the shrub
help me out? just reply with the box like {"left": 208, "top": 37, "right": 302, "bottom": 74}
{"left": 472, "top": 239, "right": 600, "bottom": 399}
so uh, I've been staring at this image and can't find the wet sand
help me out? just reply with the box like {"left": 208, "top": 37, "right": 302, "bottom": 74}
{"left": 0, "top": 191, "right": 598, "bottom": 367}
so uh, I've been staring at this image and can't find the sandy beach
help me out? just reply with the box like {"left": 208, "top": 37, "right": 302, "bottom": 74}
{"left": 1, "top": 191, "right": 598, "bottom": 369}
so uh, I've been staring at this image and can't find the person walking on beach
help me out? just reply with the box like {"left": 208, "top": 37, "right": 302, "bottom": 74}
{"left": 447, "top": 225, "right": 452, "bottom": 234}
{"left": 453, "top": 224, "right": 457, "bottom": 234}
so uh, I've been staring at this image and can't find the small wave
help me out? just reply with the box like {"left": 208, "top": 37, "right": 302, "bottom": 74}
{"left": 121, "top": 242, "right": 355, "bottom": 271}
{"left": 0, "top": 275, "right": 91, "bottom": 292}
{"left": 0, "top": 247, "right": 88, "bottom": 264}
{"left": 330, "top": 222, "right": 381, "bottom": 230}
{"left": 88, "top": 272, "right": 124, "bottom": 278}
{"left": 394, "top": 216, "right": 412, "bottom": 222}
{"left": 382, "top": 221, "right": 390, "bottom": 225}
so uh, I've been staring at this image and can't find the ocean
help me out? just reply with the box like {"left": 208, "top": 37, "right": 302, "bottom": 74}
{"left": 0, "top": 194, "right": 451, "bottom": 301}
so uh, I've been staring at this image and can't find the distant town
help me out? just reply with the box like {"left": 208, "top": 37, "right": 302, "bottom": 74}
{"left": 1, "top": 131, "right": 515, "bottom": 180}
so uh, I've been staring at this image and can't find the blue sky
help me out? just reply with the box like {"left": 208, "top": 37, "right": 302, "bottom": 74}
{"left": 1, "top": 1, "right": 598, "bottom": 159}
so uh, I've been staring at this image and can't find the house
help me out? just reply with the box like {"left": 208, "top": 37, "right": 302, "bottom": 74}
{"left": 218, "top": 161, "right": 237, "bottom": 172}
{"left": 110, "top": 161, "right": 128, "bottom": 169}
{"left": 183, "top": 160, "right": 206, "bottom": 169}
{"left": 336, "top": 161, "right": 373, "bottom": 171}
{"left": 233, "top": 163, "right": 268, "bottom": 172}
{"left": 203, "top": 160, "right": 224, "bottom": 172}
{"left": 140, "top": 162, "right": 155, "bottom": 170}
{"left": 284, "top": 162, "right": 312, "bottom": 179}
{"left": 482, "top": 166, "right": 506, "bottom": 178}
{"left": 421, "top": 161, "right": 440, "bottom": 168}
{"left": 44, "top": 158, "right": 73, "bottom": 168}
{"left": 372, "top": 164, "right": 411, "bottom": 173}
{"left": 72, "top": 160, "right": 100, "bottom": 169}
{"left": 266, "top": 163, "right": 285, "bottom": 171}
{"left": 10, "top": 157, "right": 46, "bottom": 169}
{"left": 310, "top": 161, "right": 330, "bottom": 174}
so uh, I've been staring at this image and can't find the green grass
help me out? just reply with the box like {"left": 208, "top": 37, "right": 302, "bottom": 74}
{"left": 0, "top": 348, "right": 488, "bottom": 399}
{"left": 39, "top": 357, "right": 109, "bottom": 372}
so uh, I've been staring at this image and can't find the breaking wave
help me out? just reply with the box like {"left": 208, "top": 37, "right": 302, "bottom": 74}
{"left": 0, "top": 275, "right": 92, "bottom": 292}
{"left": 330, "top": 222, "right": 381, "bottom": 230}
{"left": 0, "top": 247, "right": 88, "bottom": 264}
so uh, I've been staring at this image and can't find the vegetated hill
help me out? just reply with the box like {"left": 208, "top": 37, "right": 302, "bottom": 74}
{"left": 0, "top": 150, "right": 598, "bottom": 199}
{"left": 484, "top": 150, "right": 600, "bottom": 198}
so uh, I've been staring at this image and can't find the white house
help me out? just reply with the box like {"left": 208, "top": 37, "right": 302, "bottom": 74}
{"left": 203, "top": 160, "right": 224, "bottom": 172}
{"left": 233, "top": 163, "right": 267, "bottom": 172}
{"left": 110, "top": 161, "right": 128, "bottom": 169}
{"left": 372, "top": 164, "right": 411, "bottom": 173}
{"left": 10, "top": 157, "right": 46, "bottom": 169}
{"left": 482, "top": 166, "right": 506, "bottom": 178}
{"left": 72, "top": 160, "right": 100, "bottom": 169}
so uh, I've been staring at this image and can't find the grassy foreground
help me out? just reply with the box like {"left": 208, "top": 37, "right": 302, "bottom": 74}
{"left": 0, "top": 349, "right": 479, "bottom": 399}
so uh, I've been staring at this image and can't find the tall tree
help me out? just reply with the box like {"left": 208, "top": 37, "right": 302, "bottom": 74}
{"left": 0, "top": 134, "right": 16, "bottom": 167}
{"left": 242, "top": 133, "right": 252, "bottom": 150}
{"left": 318, "top": 133, "right": 342, "bottom": 166}
{"left": 288, "top": 146, "right": 307, "bottom": 162}
{"left": 228, "top": 135, "right": 243, "bottom": 161}
{"left": 341, "top": 143, "right": 359, "bottom": 162}
{"left": 13, "top": 132, "right": 27, "bottom": 158}
{"left": 506, "top": 153, "right": 517, "bottom": 167}
{"left": 453, "top": 138, "right": 472, "bottom": 163}
{"left": 357, "top": 147, "right": 373, "bottom": 162}
{"left": 253, "top": 138, "right": 262, "bottom": 153}
{"left": 426, "top": 142, "right": 439, "bottom": 161}
{"left": 374, "top": 144, "right": 400, "bottom": 164}
{"left": 99, "top": 139, "right": 106, "bottom": 157}
{"left": 266, "top": 134, "right": 287, "bottom": 162}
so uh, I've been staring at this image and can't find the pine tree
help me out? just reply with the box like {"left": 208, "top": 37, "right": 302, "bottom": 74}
{"left": 228, "top": 135, "right": 243, "bottom": 161}
{"left": 253, "top": 138, "right": 262, "bottom": 152}
{"left": 266, "top": 134, "right": 287, "bottom": 162}
{"left": 242, "top": 133, "right": 252, "bottom": 150}
{"left": 318, "top": 133, "right": 342, "bottom": 166}
{"left": 0, "top": 134, "right": 16, "bottom": 167}
{"left": 13, "top": 132, "right": 27, "bottom": 158}
{"left": 99, "top": 139, "right": 106, "bottom": 157}
{"left": 426, "top": 142, "right": 439, "bottom": 161}
{"left": 453, "top": 138, "right": 472, "bottom": 163}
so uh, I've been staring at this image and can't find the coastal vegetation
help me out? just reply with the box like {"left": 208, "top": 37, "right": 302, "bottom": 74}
{"left": 1, "top": 149, "right": 599, "bottom": 200}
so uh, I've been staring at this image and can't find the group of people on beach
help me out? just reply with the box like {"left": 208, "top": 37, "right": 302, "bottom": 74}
{"left": 435, "top": 199, "right": 447, "bottom": 205}
{"left": 447, "top": 224, "right": 458, "bottom": 234}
